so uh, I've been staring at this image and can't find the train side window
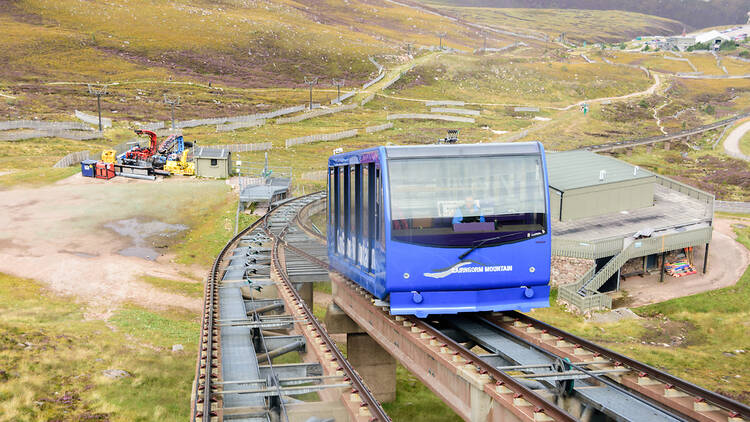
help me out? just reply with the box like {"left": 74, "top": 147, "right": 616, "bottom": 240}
{"left": 367, "top": 163, "right": 376, "bottom": 272}
{"left": 349, "top": 166, "right": 357, "bottom": 261}
{"left": 362, "top": 164, "right": 369, "bottom": 270}
{"left": 344, "top": 165, "right": 352, "bottom": 259}
{"left": 376, "top": 165, "right": 384, "bottom": 247}
{"left": 338, "top": 166, "right": 345, "bottom": 254}
{"left": 329, "top": 167, "right": 334, "bottom": 243}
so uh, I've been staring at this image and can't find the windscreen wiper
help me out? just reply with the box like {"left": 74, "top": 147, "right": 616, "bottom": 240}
{"left": 458, "top": 232, "right": 521, "bottom": 260}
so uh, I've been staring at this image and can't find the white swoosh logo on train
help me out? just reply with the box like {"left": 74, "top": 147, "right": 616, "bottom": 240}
{"left": 423, "top": 261, "right": 473, "bottom": 279}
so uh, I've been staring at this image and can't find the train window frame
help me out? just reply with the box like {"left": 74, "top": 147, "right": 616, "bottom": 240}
{"left": 386, "top": 154, "right": 548, "bottom": 249}
{"left": 329, "top": 167, "right": 336, "bottom": 250}
{"left": 338, "top": 166, "right": 345, "bottom": 255}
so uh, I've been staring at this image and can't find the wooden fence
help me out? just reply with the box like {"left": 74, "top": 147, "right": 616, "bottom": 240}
{"left": 209, "top": 142, "right": 272, "bottom": 153}
{"left": 277, "top": 104, "right": 357, "bottom": 124}
{"left": 285, "top": 129, "right": 358, "bottom": 148}
{"left": 365, "top": 122, "right": 394, "bottom": 133}
{"left": 387, "top": 113, "right": 475, "bottom": 123}
{"left": 53, "top": 150, "right": 90, "bottom": 168}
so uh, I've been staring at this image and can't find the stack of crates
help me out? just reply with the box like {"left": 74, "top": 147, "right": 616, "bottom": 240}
{"left": 95, "top": 162, "right": 116, "bottom": 180}
{"left": 80, "top": 160, "right": 98, "bottom": 178}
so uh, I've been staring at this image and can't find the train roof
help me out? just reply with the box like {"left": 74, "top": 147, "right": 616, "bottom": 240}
{"left": 384, "top": 142, "right": 542, "bottom": 158}
{"left": 329, "top": 142, "right": 542, "bottom": 165}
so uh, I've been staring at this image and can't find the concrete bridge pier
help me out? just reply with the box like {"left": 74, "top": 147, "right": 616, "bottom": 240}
{"left": 325, "top": 303, "right": 397, "bottom": 402}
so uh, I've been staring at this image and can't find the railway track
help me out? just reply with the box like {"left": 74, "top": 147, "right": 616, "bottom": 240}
{"left": 291, "top": 195, "right": 750, "bottom": 422}
{"left": 192, "top": 192, "right": 389, "bottom": 422}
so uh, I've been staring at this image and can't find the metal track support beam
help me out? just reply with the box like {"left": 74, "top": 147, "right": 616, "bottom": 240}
{"left": 331, "top": 272, "right": 559, "bottom": 422}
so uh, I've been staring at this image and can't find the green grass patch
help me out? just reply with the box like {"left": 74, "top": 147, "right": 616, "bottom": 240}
{"left": 139, "top": 275, "right": 203, "bottom": 298}
{"left": 109, "top": 305, "right": 199, "bottom": 349}
{"left": 0, "top": 272, "right": 198, "bottom": 421}
{"left": 382, "top": 365, "right": 462, "bottom": 421}
{"left": 313, "top": 282, "right": 332, "bottom": 295}
{"left": 172, "top": 193, "right": 257, "bottom": 267}
{"left": 0, "top": 166, "right": 77, "bottom": 189}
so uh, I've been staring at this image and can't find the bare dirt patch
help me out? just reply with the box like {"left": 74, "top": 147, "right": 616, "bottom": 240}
{"left": 0, "top": 174, "right": 228, "bottom": 317}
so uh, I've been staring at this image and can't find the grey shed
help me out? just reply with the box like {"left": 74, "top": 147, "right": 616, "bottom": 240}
{"left": 194, "top": 147, "right": 232, "bottom": 179}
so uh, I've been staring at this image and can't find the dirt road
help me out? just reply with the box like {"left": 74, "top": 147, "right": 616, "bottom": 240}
{"left": 0, "top": 174, "right": 229, "bottom": 318}
{"left": 723, "top": 119, "right": 750, "bottom": 161}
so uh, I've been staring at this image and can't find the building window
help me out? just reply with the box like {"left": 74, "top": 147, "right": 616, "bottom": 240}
{"left": 210, "top": 159, "right": 218, "bottom": 167}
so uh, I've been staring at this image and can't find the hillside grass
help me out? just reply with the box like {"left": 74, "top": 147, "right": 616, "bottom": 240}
{"left": 427, "top": 7, "right": 683, "bottom": 43}
{"left": 0, "top": 273, "right": 199, "bottom": 421}
{"left": 615, "top": 140, "right": 750, "bottom": 201}
{"left": 384, "top": 54, "right": 652, "bottom": 107}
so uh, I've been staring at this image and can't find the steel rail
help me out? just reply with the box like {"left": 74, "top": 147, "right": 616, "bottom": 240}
{"left": 267, "top": 203, "right": 391, "bottom": 422}
{"left": 470, "top": 314, "right": 692, "bottom": 421}
{"left": 412, "top": 317, "right": 577, "bottom": 421}
{"left": 501, "top": 311, "right": 750, "bottom": 420}
{"left": 193, "top": 192, "right": 334, "bottom": 421}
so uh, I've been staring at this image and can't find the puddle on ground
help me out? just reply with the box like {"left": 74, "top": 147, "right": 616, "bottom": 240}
{"left": 60, "top": 249, "right": 99, "bottom": 258}
{"left": 104, "top": 218, "right": 188, "bottom": 261}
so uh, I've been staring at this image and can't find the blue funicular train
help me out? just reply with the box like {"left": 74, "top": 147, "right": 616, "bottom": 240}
{"left": 327, "top": 142, "right": 551, "bottom": 317}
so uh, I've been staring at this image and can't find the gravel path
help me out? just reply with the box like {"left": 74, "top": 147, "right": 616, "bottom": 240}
{"left": 723, "top": 119, "right": 750, "bottom": 161}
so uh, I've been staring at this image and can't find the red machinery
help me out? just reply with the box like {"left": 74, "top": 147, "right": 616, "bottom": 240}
{"left": 124, "top": 129, "right": 158, "bottom": 163}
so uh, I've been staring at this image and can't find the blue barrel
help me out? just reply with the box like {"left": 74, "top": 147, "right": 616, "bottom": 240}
{"left": 81, "top": 160, "right": 98, "bottom": 177}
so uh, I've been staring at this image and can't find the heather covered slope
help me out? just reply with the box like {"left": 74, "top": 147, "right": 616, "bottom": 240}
{"left": 419, "top": 0, "right": 750, "bottom": 29}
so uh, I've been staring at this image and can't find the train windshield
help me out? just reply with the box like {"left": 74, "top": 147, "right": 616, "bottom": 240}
{"left": 388, "top": 154, "right": 547, "bottom": 248}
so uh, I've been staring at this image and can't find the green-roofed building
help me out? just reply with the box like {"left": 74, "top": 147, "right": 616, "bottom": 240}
{"left": 544, "top": 150, "right": 715, "bottom": 314}
{"left": 546, "top": 150, "right": 655, "bottom": 222}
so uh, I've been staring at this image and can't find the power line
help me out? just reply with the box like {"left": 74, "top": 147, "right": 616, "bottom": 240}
{"left": 163, "top": 94, "right": 180, "bottom": 130}
{"left": 331, "top": 78, "right": 345, "bottom": 104}
{"left": 86, "top": 83, "right": 108, "bottom": 132}
{"left": 303, "top": 77, "right": 318, "bottom": 110}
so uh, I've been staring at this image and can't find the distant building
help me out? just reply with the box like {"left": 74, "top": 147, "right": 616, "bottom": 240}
{"left": 720, "top": 25, "right": 750, "bottom": 43}
{"left": 695, "top": 30, "right": 730, "bottom": 49}
{"left": 666, "top": 36, "right": 696, "bottom": 51}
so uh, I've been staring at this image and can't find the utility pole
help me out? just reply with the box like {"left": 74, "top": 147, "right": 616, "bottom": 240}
{"left": 163, "top": 94, "right": 180, "bottom": 130}
{"left": 331, "top": 78, "right": 345, "bottom": 104}
{"left": 438, "top": 32, "right": 447, "bottom": 50}
{"left": 304, "top": 77, "right": 318, "bottom": 110}
{"left": 86, "top": 83, "right": 108, "bottom": 132}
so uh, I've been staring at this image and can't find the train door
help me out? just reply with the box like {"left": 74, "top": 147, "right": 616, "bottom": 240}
{"left": 346, "top": 165, "right": 357, "bottom": 261}
{"left": 337, "top": 166, "right": 345, "bottom": 256}
{"left": 329, "top": 167, "right": 336, "bottom": 251}
{"left": 364, "top": 163, "right": 375, "bottom": 273}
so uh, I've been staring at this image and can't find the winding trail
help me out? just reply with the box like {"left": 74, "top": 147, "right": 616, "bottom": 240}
{"left": 653, "top": 98, "right": 671, "bottom": 135}
{"left": 723, "top": 119, "right": 750, "bottom": 161}
{"left": 375, "top": 72, "right": 662, "bottom": 112}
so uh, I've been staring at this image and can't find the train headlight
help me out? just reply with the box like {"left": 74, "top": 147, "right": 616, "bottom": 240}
{"left": 403, "top": 272, "right": 410, "bottom": 279}
{"left": 529, "top": 266, "right": 536, "bottom": 273}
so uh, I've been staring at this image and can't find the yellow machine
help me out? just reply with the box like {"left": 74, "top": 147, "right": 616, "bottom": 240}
{"left": 101, "top": 149, "right": 116, "bottom": 163}
{"left": 164, "top": 150, "right": 195, "bottom": 176}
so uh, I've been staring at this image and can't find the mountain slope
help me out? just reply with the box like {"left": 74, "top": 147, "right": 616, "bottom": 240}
{"left": 419, "top": 0, "right": 749, "bottom": 30}
{"left": 0, "top": 0, "right": 515, "bottom": 88}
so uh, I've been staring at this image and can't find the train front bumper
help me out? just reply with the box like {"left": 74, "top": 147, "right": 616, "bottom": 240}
{"left": 389, "top": 285, "right": 550, "bottom": 318}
